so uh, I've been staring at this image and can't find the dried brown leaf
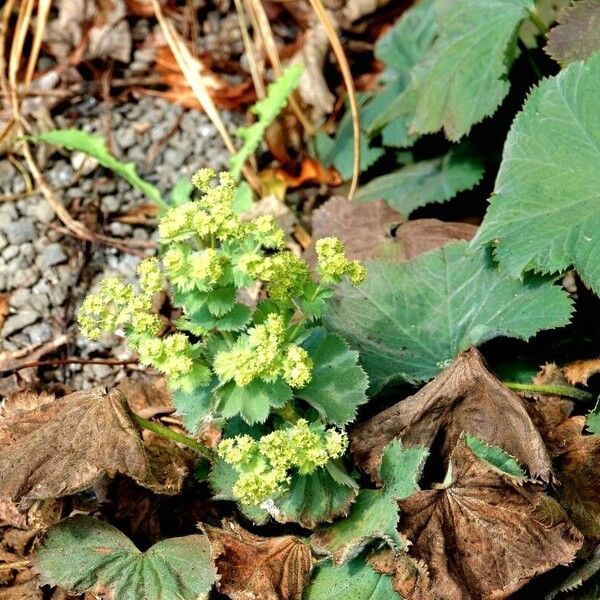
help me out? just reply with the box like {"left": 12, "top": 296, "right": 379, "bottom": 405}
{"left": 545, "top": 0, "right": 600, "bottom": 66}
{"left": 351, "top": 347, "right": 552, "bottom": 481}
{"left": 116, "top": 376, "right": 173, "bottom": 418}
{"left": 0, "top": 388, "right": 187, "bottom": 506}
{"left": 563, "top": 358, "right": 600, "bottom": 386}
{"left": 394, "top": 219, "right": 478, "bottom": 262}
{"left": 202, "top": 520, "right": 314, "bottom": 600}
{"left": 0, "top": 295, "right": 9, "bottom": 332}
{"left": 378, "top": 440, "right": 582, "bottom": 600}
{"left": 305, "top": 195, "right": 404, "bottom": 266}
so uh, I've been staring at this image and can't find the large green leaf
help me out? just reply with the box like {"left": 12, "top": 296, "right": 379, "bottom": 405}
{"left": 410, "top": 0, "right": 534, "bottom": 140}
{"left": 35, "top": 516, "right": 216, "bottom": 600}
{"left": 474, "top": 52, "right": 600, "bottom": 294}
{"left": 354, "top": 146, "right": 484, "bottom": 215}
{"left": 33, "top": 129, "right": 165, "bottom": 210}
{"left": 306, "top": 556, "right": 401, "bottom": 600}
{"left": 311, "top": 441, "right": 427, "bottom": 564}
{"left": 171, "top": 380, "right": 216, "bottom": 434}
{"left": 297, "top": 329, "right": 369, "bottom": 426}
{"left": 326, "top": 241, "right": 573, "bottom": 390}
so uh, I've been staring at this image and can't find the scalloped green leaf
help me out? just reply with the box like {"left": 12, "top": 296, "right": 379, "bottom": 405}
{"left": 297, "top": 329, "right": 369, "bottom": 426}
{"left": 474, "top": 52, "right": 600, "bottom": 294}
{"left": 32, "top": 129, "right": 165, "bottom": 209}
{"left": 586, "top": 399, "right": 600, "bottom": 435}
{"left": 231, "top": 64, "right": 303, "bottom": 178}
{"left": 326, "top": 241, "right": 573, "bottom": 391}
{"left": 216, "top": 379, "right": 292, "bottom": 424}
{"left": 171, "top": 379, "right": 216, "bottom": 434}
{"left": 464, "top": 434, "right": 526, "bottom": 478}
{"left": 311, "top": 441, "right": 427, "bottom": 564}
{"left": 306, "top": 556, "right": 401, "bottom": 600}
{"left": 355, "top": 146, "right": 484, "bottom": 215}
{"left": 410, "top": 0, "right": 534, "bottom": 140}
{"left": 545, "top": 0, "right": 600, "bottom": 66}
{"left": 268, "top": 462, "right": 358, "bottom": 529}
{"left": 35, "top": 516, "right": 216, "bottom": 600}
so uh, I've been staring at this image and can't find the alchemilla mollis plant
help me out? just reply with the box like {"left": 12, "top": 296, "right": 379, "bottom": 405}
{"left": 78, "top": 168, "right": 368, "bottom": 516}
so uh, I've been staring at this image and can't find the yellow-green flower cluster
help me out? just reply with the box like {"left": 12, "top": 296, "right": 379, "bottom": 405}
{"left": 315, "top": 236, "right": 366, "bottom": 285}
{"left": 77, "top": 259, "right": 163, "bottom": 341}
{"left": 138, "top": 333, "right": 193, "bottom": 379}
{"left": 213, "top": 314, "right": 313, "bottom": 388}
{"left": 219, "top": 420, "right": 348, "bottom": 505}
{"left": 260, "top": 252, "right": 310, "bottom": 302}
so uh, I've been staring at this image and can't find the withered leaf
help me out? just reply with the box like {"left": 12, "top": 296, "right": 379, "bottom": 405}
{"left": 352, "top": 347, "right": 552, "bottom": 481}
{"left": 563, "top": 357, "right": 600, "bottom": 387}
{"left": 304, "top": 196, "right": 404, "bottom": 266}
{"left": 0, "top": 388, "right": 187, "bottom": 506}
{"left": 379, "top": 440, "right": 582, "bottom": 600}
{"left": 394, "top": 218, "right": 478, "bottom": 262}
{"left": 202, "top": 520, "right": 314, "bottom": 600}
{"left": 553, "top": 416, "right": 600, "bottom": 543}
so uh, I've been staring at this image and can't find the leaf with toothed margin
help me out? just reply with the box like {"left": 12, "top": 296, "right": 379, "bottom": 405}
{"left": 409, "top": 0, "right": 534, "bottom": 141}
{"left": 34, "top": 516, "right": 216, "bottom": 600}
{"left": 474, "top": 52, "right": 600, "bottom": 295}
{"left": 310, "top": 440, "right": 428, "bottom": 565}
{"left": 326, "top": 241, "right": 573, "bottom": 391}
{"left": 464, "top": 434, "right": 526, "bottom": 478}
{"left": 296, "top": 329, "right": 369, "bottom": 426}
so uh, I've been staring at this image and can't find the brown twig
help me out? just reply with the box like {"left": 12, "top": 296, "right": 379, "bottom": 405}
{"left": 3, "top": 357, "right": 139, "bottom": 375}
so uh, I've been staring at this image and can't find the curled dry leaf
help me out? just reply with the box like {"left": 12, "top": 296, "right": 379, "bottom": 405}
{"left": 563, "top": 357, "right": 600, "bottom": 387}
{"left": 375, "top": 440, "right": 583, "bottom": 600}
{"left": 0, "top": 388, "right": 187, "bottom": 507}
{"left": 304, "top": 195, "right": 405, "bottom": 266}
{"left": 202, "top": 520, "right": 314, "bottom": 600}
{"left": 0, "top": 294, "right": 9, "bottom": 332}
{"left": 552, "top": 416, "right": 600, "bottom": 543}
{"left": 351, "top": 347, "right": 552, "bottom": 481}
{"left": 393, "top": 218, "right": 478, "bottom": 262}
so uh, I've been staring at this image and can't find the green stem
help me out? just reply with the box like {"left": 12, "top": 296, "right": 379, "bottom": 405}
{"left": 132, "top": 413, "right": 215, "bottom": 459}
{"left": 502, "top": 381, "right": 593, "bottom": 402}
{"left": 528, "top": 7, "right": 548, "bottom": 36}
{"left": 276, "top": 402, "right": 301, "bottom": 423}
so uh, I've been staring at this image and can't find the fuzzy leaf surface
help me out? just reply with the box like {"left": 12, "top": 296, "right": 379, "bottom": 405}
{"left": 464, "top": 434, "right": 526, "bottom": 478}
{"left": 33, "top": 129, "right": 163, "bottom": 207}
{"left": 410, "top": 0, "right": 534, "bottom": 140}
{"left": 327, "top": 241, "right": 573, "bottom": 391}
{"left": 311, "top": 441, "right": 427, "bottom": 564}
{"left": 297, "top": 329, "right": 369, "bottom": 426}
{"left": 35, "top": 516, "right": 215, "bottom": 600}
{"left": 474, "top": 52, "right": 600, "bottom": 293}
{"left": 306, "top": 556, "right": 401, "bottom": 600}
{"left": 546, "top": 0, "right": 600, "bottom": 65}
{"left": 354, "top": 146, "right": 484, "bottom": 215}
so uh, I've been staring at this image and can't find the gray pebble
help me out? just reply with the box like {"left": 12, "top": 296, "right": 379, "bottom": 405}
{"left": 2, "top": 311, "right": 38, "bottom": 337}
{"left": 108, "top": 222, "right": 132, "bottom": 237}
{"left": 164, "top": 147, "right": 186, "bottom": 169}
{"left": 0, "top": 233, "right": 6, "bottom": 251}
{"left": 0, "top": 160, "right": 16, "bottom": 187}
{"left": 47, "top": 161, "right": 74, "bottom": 188}
{"left": 3, "top": 245, "right": 19, "bottom": 260}
{"left": 5, "top": 218, "right": 35, "bottom": 244}
{"left": 115, "top": 127, "right": 136, "bottom": 150}
{"left": 41, "top": 243, "right": 68, "bottom": 268}
{"left": 9, "top": 288, "right": 31, "bottom": 309}
{"left": 11, "top": 266, "right": 40, "bottom": 289}
{"left": 0, "top": 203, "right": 18, "bottom": 223}
{"left": 101, "top": 195, "right": 121, "bottom": 213}
{"left": 30, "top": 199, "right": 56, "bottom": 223}
{"left": 24, "top": 322, "right": 53, "bottom": 344}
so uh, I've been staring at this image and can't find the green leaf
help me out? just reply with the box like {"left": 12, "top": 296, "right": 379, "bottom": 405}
{"left": 216, "top": 379, "right": 292, "bottom": 424}
{"left": 170, "top": 177, "right": 194, "bottom": 206}
{"left": 474, "top": 52, "right": 600, "bottom": 294}
{"left": 545, "top": 0, "right": 600, "bottom": 66}
{"left": 297, "top": 329, "right": 369, "bottom": 426}
{"left": 410, "top": 0, "right": 534, "bottom": 140}
{"left": 171, "top": 380, "right": 216, "bottom": 434}
{"left": 35, "top": 516, "right": 216, "bottom": 600}
{"left": 306, "top": 556, "right": 401, "bottom": 600}
{"left": 311, "top": 441, "right": 427, "bottom": 564}
{"left": 464, "top": 434, "right": 526, "bottom": 478}
{"left": 230, "top": 64, "right": 303, "bottom": 178}
{"left": 232, "top": 181, "right": 254, "bottom": 214}
{"left": 586, "top": 399, "right": 600, "bottom": 435}
{"left": 32, "top": 129, "right": 166, "bottom": 210}
{"left": 354, "top": 145, "right": 484, "bottom": 215}
{"left": 269, "top": 462, "right": 358, "bottom": 529}
{"left": 206, "top": 286, "right": 237, "bottom": 317}
{"left": 326, "top": 241, "right": 573, "bottom": 390}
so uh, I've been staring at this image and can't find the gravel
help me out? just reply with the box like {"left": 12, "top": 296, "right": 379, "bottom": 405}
{"left": 4, "top": 218, "right": 36, "bottom": 245}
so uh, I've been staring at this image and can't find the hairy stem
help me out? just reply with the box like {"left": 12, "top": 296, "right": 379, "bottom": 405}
{"left": 132, "top": 413, "right": 214, "bottom": 459}
{"left": 502, "top": 381, "right": 593, "bottom": 401}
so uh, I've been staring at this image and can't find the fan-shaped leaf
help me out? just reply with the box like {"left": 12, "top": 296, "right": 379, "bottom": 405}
{"left": 474, "top": 52, "right": 600, "bottom": 294}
